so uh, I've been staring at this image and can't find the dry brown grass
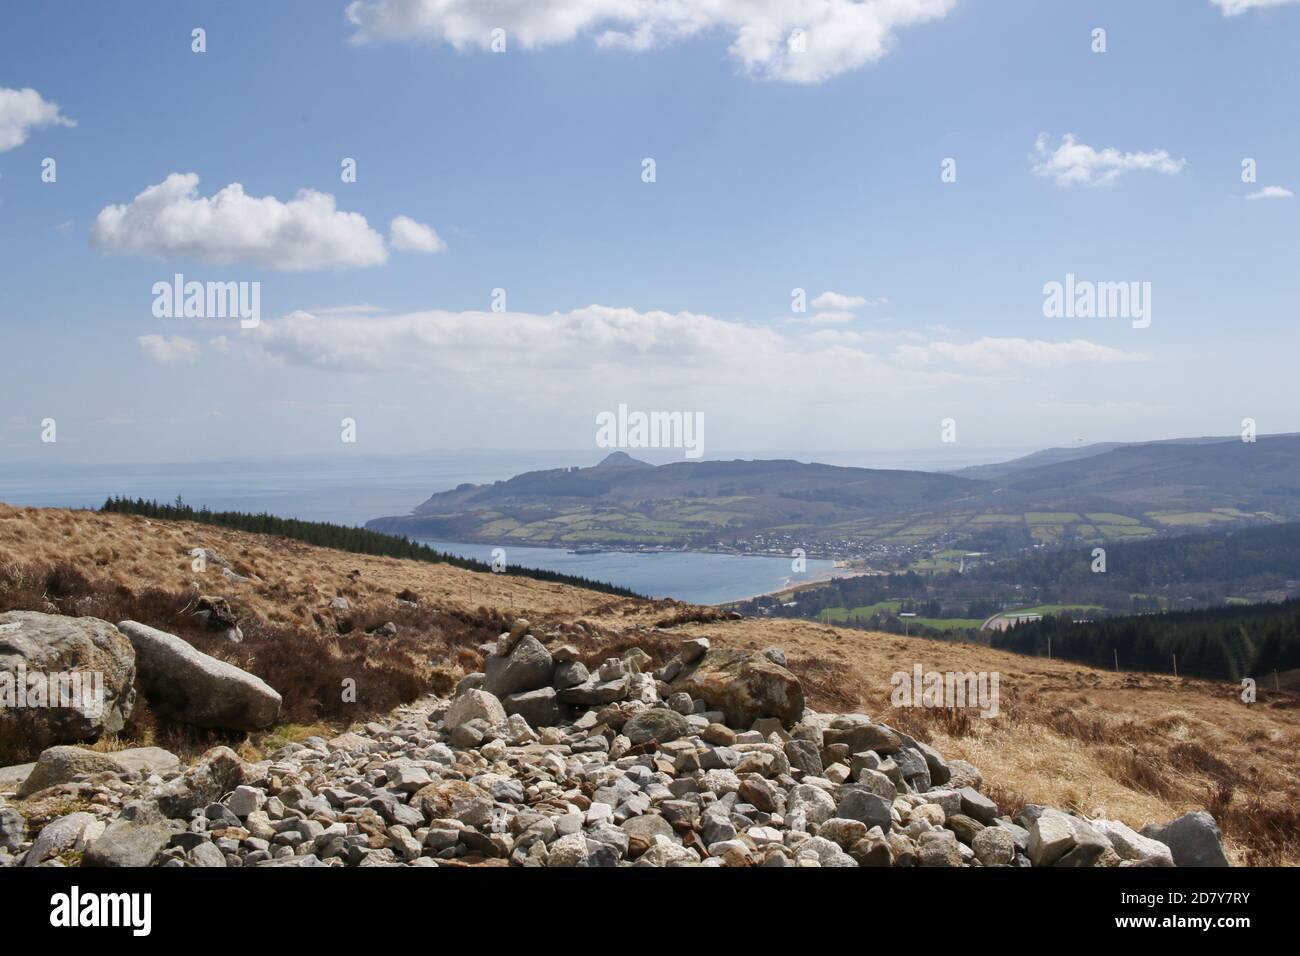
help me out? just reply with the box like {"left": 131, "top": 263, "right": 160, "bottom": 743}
{"left": 2, "top": 504, "right": 1298, "bottom": 864}
{"left": 665, "top": 617, "right": 1300, "bottom": 865}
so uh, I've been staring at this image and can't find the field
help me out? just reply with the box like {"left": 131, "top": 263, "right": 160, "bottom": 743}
{"left": 2, "top": 503, "right": 1298, "bottom": 864}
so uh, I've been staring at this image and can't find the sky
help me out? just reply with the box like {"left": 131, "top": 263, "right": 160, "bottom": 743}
{"left": 1, "top": 0, "right": 1298, "bottom": 468}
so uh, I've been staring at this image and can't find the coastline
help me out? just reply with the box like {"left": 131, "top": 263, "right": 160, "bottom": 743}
{"left": 713, "top": 567, "right": 878, "bottom": 607}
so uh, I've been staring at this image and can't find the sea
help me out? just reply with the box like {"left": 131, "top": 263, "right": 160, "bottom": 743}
{"left": 0, "top": 446, "right": 1030, "bottom": 605}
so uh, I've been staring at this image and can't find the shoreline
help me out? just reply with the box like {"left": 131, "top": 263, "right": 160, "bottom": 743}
{"left": 713, "top": 568, "right": 879, "bottom": 607}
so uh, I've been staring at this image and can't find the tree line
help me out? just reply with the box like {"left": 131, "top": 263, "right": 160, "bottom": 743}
{"left": 991, "top": 598, "right": 1300, "bottom": 682}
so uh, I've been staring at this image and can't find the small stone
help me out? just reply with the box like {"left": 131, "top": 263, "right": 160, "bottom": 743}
{"left": 972, "top": 826, "right": 1016, "bottom": 866}
{"left": 227, "top": 785, "right": 265, "bottom": 818}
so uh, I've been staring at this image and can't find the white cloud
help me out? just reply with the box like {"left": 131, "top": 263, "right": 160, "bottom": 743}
{"left": 137, "top": 334, "right": 201, "bottom": 365}
{"left": 389, "top": 215, "right": 447, "bottom": 253}
{"left": 891, "top": 337, "right": 1147, "bottom": 372}
{"left": 345, "top": 0, "right": 958, "bottom": 84}
{"left": 790, "top": 290, "right": 889, "bottom": 325}
{"left": 92, "top": 173, "right": 389, "bottom": 270}
{"left": 1212, "top": 0, "right": 1300, "bottom": 15}
{"left": 811, "top": 290, "right": 873, "bottom": 308}
{"left": 1245, "top": 185, "right": 1294, "bottom": 200}
{"left": 1032, "top": 133, "right": 1186, "bottom": 188}
{"left": 0, "top": 87, "right": 75, "bottom": 152}
{"left": 237, "top": 304, "right": 1145, "bottom": 402}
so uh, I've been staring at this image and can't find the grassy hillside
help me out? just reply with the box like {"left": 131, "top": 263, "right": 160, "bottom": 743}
{"left": 1, "top": 503, "right": 1298, "bottom": 863}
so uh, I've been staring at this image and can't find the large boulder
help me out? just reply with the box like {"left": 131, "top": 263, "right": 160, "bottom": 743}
{"left": 0, "top": 611, "right": 136, "bottom": 753}
{"left": 116, "top": 620, "right": 281, "bottom": 731}
{"left": 669, "top": 649, "right": 804, "bottom": 729}
{"left": 17, "top": 745, "right": 126, "bottom": 798}
{"left": 1141, "top": 811, "right": 1230, "bottom": 867}
{"left": 484, "top": 636, "right": 554, "bottom": 699}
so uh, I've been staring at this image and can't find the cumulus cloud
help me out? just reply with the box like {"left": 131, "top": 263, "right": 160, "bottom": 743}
{"left": 92, "top": 173, "right": 390, "bottom": 270}
{"left": 0, "top": 87, "right": 75, "bottom": 152}
{"left": 389, "top": 215, "right": 447, "bottom": 253}
{"left": 345, "top": 0, "right": 958, "bottom": 83}
{"left": 1211, "top": 0, "right": 1300, "bottom": 14}
{"left": 1245, "top": 185, "right": 1294, "bottom": 200}
{"left": 137, "top": 334, "right": 201, "bottom": 365}
{"left": 1032, "top": 134, "right": 1186, "bottom": 188}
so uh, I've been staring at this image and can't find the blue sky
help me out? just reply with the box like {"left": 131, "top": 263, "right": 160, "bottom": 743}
{"left": 1, "top": 0, "right": 1298, "bottom": 466}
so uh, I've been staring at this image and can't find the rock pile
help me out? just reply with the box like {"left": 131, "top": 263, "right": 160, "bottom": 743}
{"left": 0, "top": 620, "right": 1229, "bottom": 868}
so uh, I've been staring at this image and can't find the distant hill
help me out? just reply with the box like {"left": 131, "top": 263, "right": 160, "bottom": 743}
{"left": 970, "top": 434, "right": 1300, "bottom": 515}
{"left": 953, "top": 434, "right": 1259, "bottom": 481}
{"left": 366, "top": 435, "right": 1300, "bottom": 553}
{"left": 366, "top": 455, "right": 984, "bottom": 548}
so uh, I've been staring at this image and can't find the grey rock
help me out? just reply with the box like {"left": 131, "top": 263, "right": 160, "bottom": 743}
{"left": 622, "top": 708, "right": 688, "bottom": 745}
{"left": 25, "top": 811, "right": 95, "bottom": 866}
{"left": 0, "top": 806, "right": 25, "bottom": 852}
{"left": 1141, "top": 811, "right": 1230, "bottom": 867}
{"left": 116, "top": 620, "right": 281, "bottom": 730}
{"left": 557, "top": 677, "right": 629, "bottom": 706}
{"left": 154, "top": 747, "right": 247, "bottom": 819}
{"left": 484, "top": 636, "right": 554, "bottom": 698}
{"left": 444, "top": 689, "right": 506, "bottom": 730}
{"left": 17, "top": 746, "right": 127, "bottom": 798}
{"left": 823, "top": 717, "right": 902, "bottom": 755}
{"left": 552, "top": 660, "right": 589, "bottom": 690}
{"left": 835, "top": 787, "right": 893, "bottom": 830}
{"left": 85, "top": 813, "right": 179, "bottom": 868}
{"left": 189, "top": 842, "right": 227, "bottom": 867}
{"left": 1027, "top": 812, "right": 1076, "bottom": 867}
{"left": 784, "top": 738, "right": 823, "bottom": 776}
{"left": 957, "top": 787, "right": 999, "bottom": 824}
{"left": 0, "top": 611, "right": 136, "bottom": 749}
{"left": 972, "top": 826, "right": 1016, "bottom": 866}
{"left": 1093, "top": 819, "right": 1174, "bottom": 866}
{"left": 502, "top": 687, "right": 559, "bottom": 728}
{"left": 678, "top": 638, "right": 710, "bottom": 664}
{"left": 455, "top": 672, "right": 486, "bottom": 696}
